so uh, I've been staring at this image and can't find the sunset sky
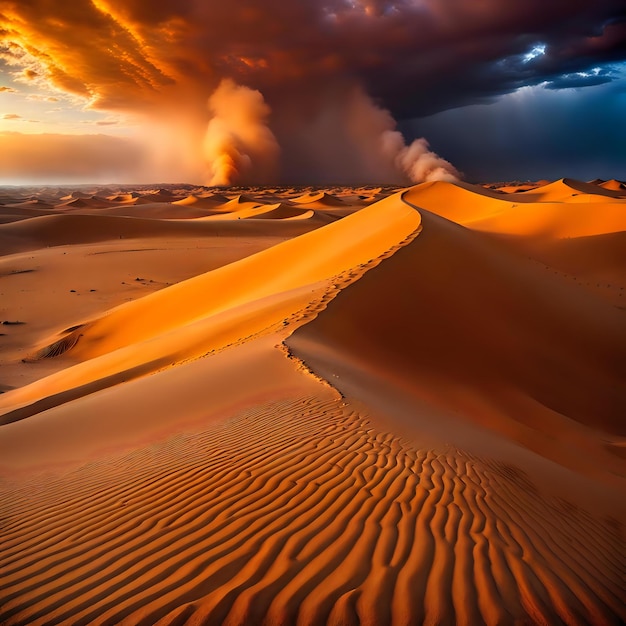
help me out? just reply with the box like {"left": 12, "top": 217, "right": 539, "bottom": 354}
{"left": 1, "top": 0, "right": 625, "bottom": 184}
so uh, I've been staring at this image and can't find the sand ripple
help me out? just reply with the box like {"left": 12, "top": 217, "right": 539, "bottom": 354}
{"left": 1, "top": 396, "right": 623, "bottom": 625}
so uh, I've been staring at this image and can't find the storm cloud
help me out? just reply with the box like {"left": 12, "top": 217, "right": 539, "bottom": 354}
{"left": 1, "top": 0, "right": 624, "bottom": 183}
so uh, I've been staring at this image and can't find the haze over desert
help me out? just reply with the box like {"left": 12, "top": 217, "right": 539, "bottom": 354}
{"left": 1, "top": 178, "right": 625, "bottom": 624}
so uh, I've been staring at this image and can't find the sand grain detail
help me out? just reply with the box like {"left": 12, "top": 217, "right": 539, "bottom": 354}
{"left": 1, "top": 395, "right": 623, "bottom": 626}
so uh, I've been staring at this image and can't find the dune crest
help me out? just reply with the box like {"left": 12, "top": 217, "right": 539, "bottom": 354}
{"left": 0, "top": 191, "right": 420, "bottom": 422}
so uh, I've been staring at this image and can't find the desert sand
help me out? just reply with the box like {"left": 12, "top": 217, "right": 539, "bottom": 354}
{"left": 1, "top": 179, "right": 625, "bottom": 625}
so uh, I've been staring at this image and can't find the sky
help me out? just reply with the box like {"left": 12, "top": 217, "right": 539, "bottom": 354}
{"left": 0, "top": 0, "right": 625, "bottom": 185}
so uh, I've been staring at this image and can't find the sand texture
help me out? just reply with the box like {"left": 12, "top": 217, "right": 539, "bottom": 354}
{"left": 1, "top": 180, "right": 625, "bottom": 625}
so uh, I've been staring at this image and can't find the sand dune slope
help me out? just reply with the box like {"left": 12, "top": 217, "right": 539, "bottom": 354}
{"left": 406, "top": 181, "right": 626, "bottom": 305}
{"left": 288, "top": 203, "right": 626, "bottom": 445}
{"left": 0, "top": 192, "right": 419, "bottom": 422}
{"left": 598, "top": 179, "right": 626, "bottom": 193}
{"left": 0, "top": 231, "right": 301, "bottom": 392}
{"left": 0, "top": 213, "right": 319, "bottom": 256}
{"left": 199, "top": 202, "right": 311, "bottom": 221}
{"left": 407, "top": 181, "right": 626, "bottom": 237}
{"left": 518, "top": 178, "right": 626, "bottom": 202}
{"left": 293, "top": 191, "right": 346, "bottom": 206}
{"left": 463, "top": 197, "right": 626, "bottom": 239}
{"left": 508, "top": 231, "right": 626, "bottom": 303}
{"left": 1, "top": 182, "right": 625, "bottom": 626}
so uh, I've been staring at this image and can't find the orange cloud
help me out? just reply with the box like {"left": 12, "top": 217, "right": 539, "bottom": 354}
{"left": 21, "top": 68, "right": 38, "bottom": 80}
{"left": 25, "top": 94, "right": 60, "bottom": 102}
{"left": 2, "top": 113, "right": 21, "bottom": 119}
{"left": 0, "top": 1, "right": 177, "bottom": 108}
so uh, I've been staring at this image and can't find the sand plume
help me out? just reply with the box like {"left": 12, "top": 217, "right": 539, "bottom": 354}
{"left": 383, "top": 134, "right": 460, "bottom": 183}
{"left": 204, "top": 80, "right": 280, "bottom": 186}
{"left": 347, "top": 86, "right": 460, "bottom": 184}
{"left": 276, "top": 85, "right": 461, "bottom": 185}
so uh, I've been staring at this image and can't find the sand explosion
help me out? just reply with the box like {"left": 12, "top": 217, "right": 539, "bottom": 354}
{"left": 203, "top": 80, "right": 280, "bottom": 187}
{"left": 202, "top": 80, "right": 459, "bottom": 186}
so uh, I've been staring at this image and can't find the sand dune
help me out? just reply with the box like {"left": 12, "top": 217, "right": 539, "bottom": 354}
{"left": 197, "top": 191, "right": 231, "bottom": 203}
{"left": 106, "top": 193, "right": 139, "bottom": 203}
{"left": 598, "top": 179, "right": 626, "bottom": 193}
{"left": 0, "top": 233, "right": 298, "bottom": 392}
{"left": 93, "top": 202, "right": 216, "bottom": 219}
{"left": 0, "top": 192, "right": 419, "bottom": 418}
{"left": 291, "top": 192, "right": 357, "bottom": 215}
{"left": 288, "top": 202, "right": 625, "bottom": 459}
{"left": 406, "top": 180, "right": 626, "bottom": 306}
{"left": 464, "top": 200, "right": 625, "bottom": 238}
{"left": 58, "top": 198, "right": 115, "bottom": 209}
{"left": 1, "top": 180, "right": 624, "bottom": 625}
{"left": 3, "top": 199, "right": 55, "bottom": 210}
{"left": 0, "top": 212, "right": 320, "bottom": 257}
{"left": 518, "top": 178, "right": 626, "bottom": 202}
{"left": 172, "top": 194, "right": 226, "bottom": 208}
{"left": 402, "top": 179, "right": 626, "bottom": 235}
{"left": 0, "top": 207, "right": 56, "bottom": 225}
{"left": 202, "top": 203, "right": 327, "bottom": 222}
{"left": 293, "top": 191, "right": 346, "bottom": 206}
{"left": 200, "top": 202, "right": 301, "bottom": 220}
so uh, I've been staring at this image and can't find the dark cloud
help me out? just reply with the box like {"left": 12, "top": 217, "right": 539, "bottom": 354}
{"left": 544, "top": 70, "right": 615, "bottom": 90}
{"left": 2, "top": 0, "right": 624, "bottom": 115}
{"left": 2, "top": 112, "right": 20, "bottom": 119}
{"left": 407, "top": 77, "right": 626, "bottom": 182}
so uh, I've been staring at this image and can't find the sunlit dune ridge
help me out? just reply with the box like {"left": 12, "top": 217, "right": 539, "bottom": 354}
{"left": 0, "top": 178, "right": 625, "bottom": 625}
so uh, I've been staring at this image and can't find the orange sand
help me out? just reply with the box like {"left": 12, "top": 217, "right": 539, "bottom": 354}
{"left": 1, "top": 180, "right": 624, "bottom": 625}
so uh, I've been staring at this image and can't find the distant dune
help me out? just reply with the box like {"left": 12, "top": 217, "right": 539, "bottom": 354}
{"left": 1, "top": 180, "right": 624, "bottom": 625}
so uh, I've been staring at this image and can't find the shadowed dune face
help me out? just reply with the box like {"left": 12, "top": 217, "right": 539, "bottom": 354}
{"left": 0, "top": 180, "right": 625, "bottom": 625}
{"left": 289, "top": 202, "right": 626, "bottom": 438}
